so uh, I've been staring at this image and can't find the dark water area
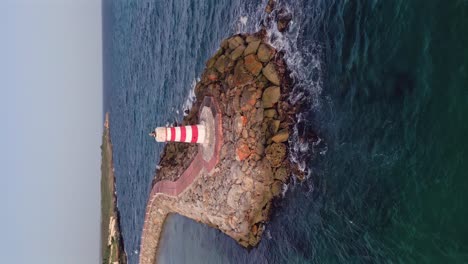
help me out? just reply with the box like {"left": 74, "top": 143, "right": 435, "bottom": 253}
{"left": 103, "top": 0, "right": 468, "bottom": 263}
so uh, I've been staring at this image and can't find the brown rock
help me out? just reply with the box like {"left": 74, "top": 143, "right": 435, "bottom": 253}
{"left": 265, "top": 142, "right": 286, "bottom": 167}
{"left": 236, "top": 143, "right": 251, "bottom": 161}
{"left": 214, "top": 55, "right": 231, "bottom": 74}
{"left": 264, "top": 109, "right": 277, "bottom": 118}
{"left": 229, "top": 36, "right": 244, "bottom": 50}
{"left": 271, "top": 180, "right": 283, "bottom": 197}
{"left": 234, "top": 115, "right": 246, "bottom": 136}
{"left": 241, "top": 116, "right": 248, "bottom": 126}
{"left": 206, "top": 56, "right": 217, "bottom": 68}
{"left": 257, "top": 43, "right": 275, "bottom": 63}
{"left": 274, "top": 167, "right": 289, "bottom": 182}
{"left": 262, "top": 86, "right": 281, "bottom": 108}
{"left": 252, "top": 224, "right": 258, "bottom": 235}
{"left": 277, "top": 10, "right": 292, "bottom": 32}
{"left": 271, "top": 128, "right": 289, "bottom": 143}
{"left": 255, "top": 107, "right": 264, "bottom": 123}
{"left": 242, "top": 129, "right": 249, "bottom": 139}
{"left": 244, "top": 54, "right": 263, "bottom": 76}
{"left": 255, "top": 142, "right": 265, "bottom": 156}
{"left": 255, "top": 74, "right": 270, "bottom": 89}
{"left": 257, "top": 159, "right": 274, "bottom": 183}
{"left": 233, "top": 94, "right": 241, "bottom": 113}
{"left": 240, "top": 89, "right": 257, "bottom": 112}
{"left": 226, "top": 74, "right": 235, "bottom": 88}
{"left": 244, "top": 40, "right": 261, "bottom": 56}
{"left": 221, "top": 38, "right": 229, "bottom": 49}
{"left": 231, "top": 45, "right": 246, "bottom": 61}
{"left": 246, "top": 35, "right": 260, "bottom": 43}
{"left": 251, "top": 154, "right": 262, "bottom": 161}
{"left": 262, "top": 63, "right": 281, "bottom": 85}
{"left": 234, "top": 60, "right": 254, "bottom": 86}
{"left": 241, "top": 161, "right": 249, "bottom": 171}
{"left": 201, "top": 68, "right": 219, "bottom": 84}
{"left": 265, "top": 0, "right": 276, "bottom": 14}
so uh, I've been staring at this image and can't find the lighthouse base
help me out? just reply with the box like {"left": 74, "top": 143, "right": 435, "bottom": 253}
{"left": 199, "top": 96, "right": 222, "bottom": 170}
{"left": 200, "top": 107, "right": 214, "bottom": 162}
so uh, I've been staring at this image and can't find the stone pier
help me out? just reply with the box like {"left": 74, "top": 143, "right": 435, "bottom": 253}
{"left": 139, "top": 31, "right": 295, "bottom": 264}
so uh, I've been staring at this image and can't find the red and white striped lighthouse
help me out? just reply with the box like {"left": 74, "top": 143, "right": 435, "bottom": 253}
{"left": 151, "top": 124, "right": 206, "bottom": 144}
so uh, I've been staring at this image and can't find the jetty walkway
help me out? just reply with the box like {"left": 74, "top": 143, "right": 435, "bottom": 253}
{"left": 139, "top": 97, "right": 223, "bottom": 264}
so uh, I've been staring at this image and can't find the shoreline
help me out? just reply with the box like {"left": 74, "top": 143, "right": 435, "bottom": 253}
{"left": 101, "top": 113, "right": 128, "bottom": 264}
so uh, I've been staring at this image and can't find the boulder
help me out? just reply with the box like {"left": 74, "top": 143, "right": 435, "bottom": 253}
{"left": 255, "top": 107, "right": 264, "bottom": 123}
{"left": 265, "top": 0, "right": 275, "bottom": 14}
{"left": 201, "top": 68, "right": 219, "bottom": 84}
{"left": 231, "top": 45, "right": 246, "bottom": 61}
{"left": 257, "top": 43, "right": 275, "bottom": 63}
{"left": 214, "top": 55, "right": 231, "bottom": 74}
{"left": 229, "top": 36, "right": 244, "bottom": 50}
{"left": 255, "top": 74, "right": 270, "bottom": 89}
{"left": 262, "top": 86, "right": 280, "bottom": 108}
{"left": 264, "top": 109, "right": 277, "bottom": 118}
{"left": 244, "top": 40, "right": 261, "bottom": 56}
{"left": 240, "top": 89, "right": 257, "bottom": 111}
{"left": 274, "top": 167, "right": 288, "bottom": 182}
{"left": 277, "top": 9, "right": 292, "bottom": 32}
{"left": 271, "top": 180, "right": 283, "bottom": 197}
{"left": 266, "top": 120, "right": 280, "bottom": 134}
{"left": 236, "top": 142, "right": 251, "bottom": 161}
{"left": 265, "top": 142, "right": 286, "bottom": 167}
{"left": 234, "top": 115, "right": 246, "bottom": 136}
{"left": 271, "top": 128, "right": 289, "bottom": 143}
{"left": 244, "top": 54, "right": 263, "bottom": 76}
{"left": 206, "top": 56, "right": 218, "bottom": 68}
{"left": 221, "top": 38, "right": 230, "bottom": 49}
{"left": 255, "top": 142, "right": 265, "bottom": 156}
{"left": 246, "top": 35, "right": 260, "bottom": 43}
{"left": 234, "top": 60, "right": 254, "bottom": 86}
{"left": 262, "top": 63, "right": 281, "bottom": 85}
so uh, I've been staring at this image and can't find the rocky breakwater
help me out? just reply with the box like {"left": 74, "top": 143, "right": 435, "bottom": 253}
{"left": 140, "top": 31, "right": 297, "bottom": 264}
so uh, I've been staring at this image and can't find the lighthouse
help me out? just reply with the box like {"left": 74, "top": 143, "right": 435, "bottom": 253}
{"left": 150, "top": 124, "right": 207, "bottom": 144}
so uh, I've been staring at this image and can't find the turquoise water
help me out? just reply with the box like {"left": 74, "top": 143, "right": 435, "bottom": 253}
{"left": 103, "top": 0, "right": 468, "bottom": 263}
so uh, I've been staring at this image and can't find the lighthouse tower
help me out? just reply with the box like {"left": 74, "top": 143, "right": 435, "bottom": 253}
{"left": 149, "top": 97, "right": 220, "bottom": 163}
{"left": 151, "top": 124, "right": 207, "bottom": 144}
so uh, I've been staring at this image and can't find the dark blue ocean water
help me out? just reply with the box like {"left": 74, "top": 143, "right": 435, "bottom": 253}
{"left": 103, "top": 0, "right": 468, "bottom": 263}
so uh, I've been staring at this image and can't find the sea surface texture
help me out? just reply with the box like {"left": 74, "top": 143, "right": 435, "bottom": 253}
{"left": 103, "top": 0, "right": 468, "bottom": 263}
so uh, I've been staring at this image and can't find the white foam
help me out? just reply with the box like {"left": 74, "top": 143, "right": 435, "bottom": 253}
{"left": 258, "top": 3, "right": 325, "bottom": 176}
{"left": 182, "top": 78, "right": 198, "bottom": 116}
{"left": 239, "top": 16, "right": 248, "bottom": 26}
{"left": 281, "top": 183, "right": 289, "bottom": 197}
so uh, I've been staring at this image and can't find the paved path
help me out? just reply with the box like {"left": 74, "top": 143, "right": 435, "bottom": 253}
{"left": 139, "top": 97, "right": 223, "bottom": 264}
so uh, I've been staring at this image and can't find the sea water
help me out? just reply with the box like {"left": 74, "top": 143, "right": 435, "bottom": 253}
{"left": 103, "top": 0, "right": 468, "bottom": 263}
